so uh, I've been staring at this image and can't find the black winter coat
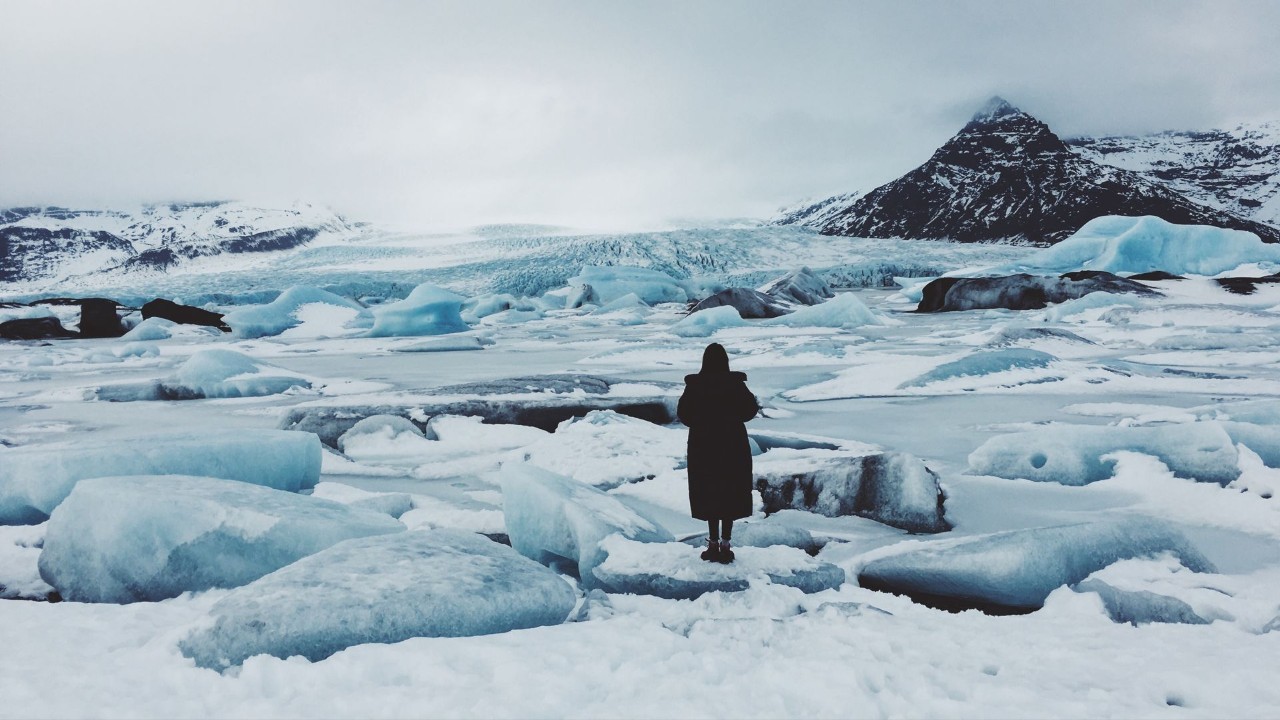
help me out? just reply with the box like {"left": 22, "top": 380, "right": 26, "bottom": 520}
{"left": 677, "top": 370, "right": 759, "bottom": 521}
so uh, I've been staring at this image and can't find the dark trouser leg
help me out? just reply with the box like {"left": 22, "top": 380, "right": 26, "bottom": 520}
{"left": 708, "top": 519, "right": 720, "bottom": 542}
{"left": 721, "top": 518, "right": 733, "bottom": 542}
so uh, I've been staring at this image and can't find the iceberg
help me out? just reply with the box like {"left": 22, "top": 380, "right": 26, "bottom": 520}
{"left": 179, "top": 529, "right": 576, "bottom": 669}
{"left": 592, "top": 536, "right": 844, "bottom": 600}
{"left": 337, "top": 414, "right": 431, "bottom": 453}
{"left": 858, "top": 518, "right": 1215, "bottom": 613}
{"left": 223, "top": 286, "right": 363, "bottom": 339}
{"left": 898, "top": 349, "right": 1057, "bottom": 388}
{"left": 998, "top": 215, "right": 1280, "bottom": 277}
{"left": 967, "top": 421, "right": 1240, "bottom": 486}
{"left": 0, "top": 429, "right": 321, "bottom": 524}
{"left": 38, "top": 475, "right": 404, "bottom": 603}
{"left": 757, "top": 267, "right": 834, "bottom": 306}
{"left": 156, "top": 349, "right": 310, "bottom": 400}
{"left": 690, "top": 289, "right": 790, "bottom": 319}
{"left": 755, "top": 450, "right": 950, "bottom": 533}
{"left": 565, "top": 266, "right": 688, "bottom": 305}
{"left": 760, "top": 293, "right": 884, "bottom": 328}
{"left": 521, "top": 410, "right": 687, "bottom": 489}
{"left": 119, "top": 316, "right": 176, "bottom": 341}
{"left": 368, "top": 283, "right": 468, "bottom": 337}
{"left": 669, "top": 306, "right": 747, "bottom": 337}
{"left": 500, "top": 462, "right": 673, "bottom": 588}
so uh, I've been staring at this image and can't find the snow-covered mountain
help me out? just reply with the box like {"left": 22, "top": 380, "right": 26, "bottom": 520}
{"left": 1068, "top": 122, "right": 1280, "bottom": 227}
{"left": 778, "top": 97, "right": 1280, "bottom": 245}
{"left": 0, "top": 201, "right": 358, "bottom": 284}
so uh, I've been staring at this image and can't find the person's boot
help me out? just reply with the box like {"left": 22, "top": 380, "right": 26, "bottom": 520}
{"left": 716, "top": 539, "right": 734, "bottom": 564}
{"left": 700, "top": 538, "right": 721, "bottom": 562}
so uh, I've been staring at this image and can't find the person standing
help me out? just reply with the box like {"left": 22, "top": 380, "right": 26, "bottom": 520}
{"left": 677, "top": 342, "right": 760, "bottom": 563}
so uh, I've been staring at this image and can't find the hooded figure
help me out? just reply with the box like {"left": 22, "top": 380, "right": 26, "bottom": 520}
{"left": 677, "top": 342, "right": 759, "bottom": 562}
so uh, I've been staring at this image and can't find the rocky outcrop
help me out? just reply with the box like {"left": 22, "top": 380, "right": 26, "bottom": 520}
{"left": 916, "top": 272, "right": 1158, "bottom": 312}
{"left": 0, "top": 316, "right": 77, "bottom": 340}
{"left": 690, "top": 288, "right": 790, "bottom": 318}
{"left": 142, "top": 298, "right": 232, "bottom": 332}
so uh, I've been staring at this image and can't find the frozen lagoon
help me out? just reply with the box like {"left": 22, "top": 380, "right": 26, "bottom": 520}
{"left": 3, "top": 272, "right": 1280, "bottom": 717}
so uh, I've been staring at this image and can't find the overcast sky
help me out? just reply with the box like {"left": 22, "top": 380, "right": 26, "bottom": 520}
{"left": 2, "top": 1, "right": 1278, "bottom": 230}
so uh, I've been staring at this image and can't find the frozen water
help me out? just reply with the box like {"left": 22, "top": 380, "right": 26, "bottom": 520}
{"left": 565, "top": 266, "right": 688, "bottom": 305}
{"left": 755, "top": 450, "right": 950, "bottom": 533}
{"left": 337, "top": 414, "right": 429, "bottom": 453}
{"left": 0, "top": 429, "right": 321, "bottom": 524}
{"left": 858, "top": 518, "right": 1216, "bottom": 612}
{"left": 761, "top": 293, "right": 884, "bottom": 328}
{"left": 592, "top": 535, "right": 844, "bottom": 599}
{"left": 521, "top": 410, "right": 687, "bottom": 489}
{"left": 757, "top": 266, "right": 833, "bottom": 306}
{"left": 38, "top": 475, "right": 404, "bottom": 603}
{"left": 997, "top": 216, "right": 1280, "bottom": 276}
{"left": 669, "top": 305, "right": 747, "bottom": 337}
{"left": 156, "top": 348, "right": 311, "bottom": 400}
{"left": 500, "top": 462, "right": 673, "bottom": 588}
{"left": 1043, "top": 292, "right": 1148, "bottom": 321}
{"left": 1073, "top": 556, "right": 1219, "bottom": 626}
{"left": 223, "top": 286, "right": 363, "bottom": 339}
{"left": 461, "top": 293, "right": 539, "bottom": 322}
{"left": 119, "top": 316, "right": 176, "bottom": 341}
{"left": 367, "top": 283, "right": 468, "bottom": 337}
{"left": 898, "top": 349, "right": 1057, "bottom": 388}
{"left": 591, "top": 292, "right": 650, "bottom": 313}
{"left": 968, "top": 421, "right": 1242, "bottom": 486}
{"left": 390, "top": 335, "right": 490, "bottom": 353}
{"left": 179, "top": 529, "right": 576, "bottom": 669}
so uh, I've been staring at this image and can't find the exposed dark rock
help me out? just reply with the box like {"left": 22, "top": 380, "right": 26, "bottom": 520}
{"left": 691, "top": 288, "right": 790, "bottom": 319}
{"left": 0, "top": 317, "right": 77, "bottom": 340}
{"left": 1128, "top": 270, "right": 1186, "bottom": 281}
{"left": 77, "top": 299, "right": 124, "bottom": 338}
{"left": 142, "top": 298, "right": 232, "bottom": 332}
{"left": 755, "top": 451, "right": 950, "bottom": 534}
{"left": 778, "top": 97, "right": 1280, "bottom": 244}
{"left": 916, "top": 272, "right": 1159, "bottom": 312}
{"left": 1216, "top": 274, "right": 1280, "bottom": 295}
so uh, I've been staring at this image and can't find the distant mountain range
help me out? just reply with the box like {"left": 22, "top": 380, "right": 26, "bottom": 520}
{"left": 778, "top": 97, "right": 1280, "bottom": 245}
{"left": 0, "top": 201, "right": 357, "bottom": 284}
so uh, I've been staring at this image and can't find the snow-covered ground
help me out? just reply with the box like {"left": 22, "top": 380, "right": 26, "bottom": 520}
{"left": 3, "top": 229, "right": 1280, "bottom": 718}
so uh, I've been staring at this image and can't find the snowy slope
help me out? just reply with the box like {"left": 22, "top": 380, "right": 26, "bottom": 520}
{"left": 0, "top": 201, "right": 358, "bottom": 284}
{"left": 1069, "top": 122, "right": 1280, "bottom": 227}
{"left": 777, "top": 98, "right": 1280, "bottom": 245}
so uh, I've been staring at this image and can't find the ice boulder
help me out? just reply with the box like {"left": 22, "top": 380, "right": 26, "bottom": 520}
{"left": 761, "top": 293, "right": 884, "bottom": 329}
{"left": 967, "top": 421, "right": 1240, "bottom": 486}
{"left": 1000, "top": 215, "right": 1280, "bottom": 277}
{"left": 500, "top": 463, "right": 673, "bottom": 589}
{"left": 391, "top": 335, "right": 491, "bottom": 353}
{"left": 521, "top": 410, "right": 687, "bottom": 489}
{"left": 566, "top": 266, "right": 688, "bottom": 306}
{"left": 38, "top": 476, "right": 404, "bottom": 603}
{"left": 670, "top": 305, "right": 748, "bottom": 337}
{"left": 337, "top": 414, "right": 431, "bottom": 454}
{"left": 461, "top": 293, "right": 539, "bottom": 323}
{"left": 898, "top": 349, "right": 1057, "bottom": 389}
{"left": 0, "top": 430, "right": 321, "bottom": 525}
{"left": 858, "top": 518, "right": 1215, "bottom": 614}
{"left": 1069, "top": 554, "right": 1238, "bottom": 626}
{"left": 223, "top": 286, "right": 363, "bottom": 339}
{"left": 156, "top": 348, "right": 311, "bottom": 400}
{"left": 755, "top": 450, "right": 950, "bottom": 533}
{"left": 592, "top": 536, "right": 844, "bottom": 600}
{"left": 916, "top": 272, "right": 1157, "bottom": 313}
{"left": 367, "top": 283, "right": 468, "bottom": 337}
{"left": 758, "top": 267, "right": 834, "bottom": 306}
{"left": 120, "top": 316, "right": 177, "bottom": 341}
{"left": 179, "top": 529, "right": 575, "bottom": 669}
{"left": 690, "top": 289, "right": 790, "bottom": 319}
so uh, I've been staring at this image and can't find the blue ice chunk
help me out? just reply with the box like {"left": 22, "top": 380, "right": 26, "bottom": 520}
{"left": 858, "top": 518, "right": 1215, "bottom": 612}
{"left": 0, "top": 429, "right": 321, "bottom": 525}
{"left": 593, "top": 536, "right": 844, "bottom": 599}
{"left": 500, "top": 462, "right": 673, "bottom": 589}
{"left": 567, "top": 266, "right": 689, "bottom": 305}
{"left": 669, "top": 305, "right": 747, "bottom": 337}
{"left": 367, "top": 283, "right": 469, "bottom": 337}
{"left": 967, "top": 421, "right": 1239, "bottom": 486}
{"left": 899, "top": 349, "right": 1057, "bottom": 388}
{"left": 160, "top": 348, "right": 310, "bottom": 399}
{"left": 179, "top": 529, "right": 576, "bottom": 669}
{"left": 223, "top": 286, "right": 363, "bottom": 339}
{"left": 761, "top": 293, "right": 884, "bottom": 328}
{"left": 38, "top": 475, "right": 404, "bottom": 603}
{"left": 120, "top": 316, "right": 176, "bottom": 341}
{"left": 996, "top": 215, "right": 1280, "bottom": 276}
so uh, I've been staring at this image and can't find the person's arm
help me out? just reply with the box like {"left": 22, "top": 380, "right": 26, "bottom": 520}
{"left": 736, "top": 384, "right": 761, "bottom": 422}
{"left": 677, "top": 386, "right": 700, "bottom": 427}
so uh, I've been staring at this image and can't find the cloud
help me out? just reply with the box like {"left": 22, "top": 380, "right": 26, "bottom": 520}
{"left": 1, "top": 0, "right": 1276, "bottom": 229}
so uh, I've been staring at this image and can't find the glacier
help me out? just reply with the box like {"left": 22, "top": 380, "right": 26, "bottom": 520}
{"left": 38, "top": 475, "right": 404, "bottom": 603}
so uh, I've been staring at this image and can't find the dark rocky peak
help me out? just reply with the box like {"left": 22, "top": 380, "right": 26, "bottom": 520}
{"left": 936, "top": 98, "right": 1069, "bottom": 169}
